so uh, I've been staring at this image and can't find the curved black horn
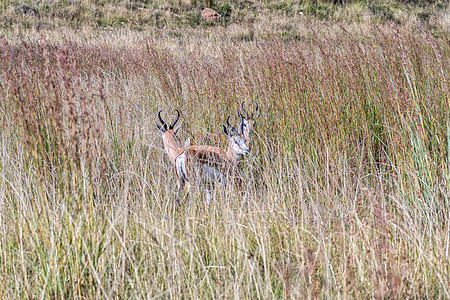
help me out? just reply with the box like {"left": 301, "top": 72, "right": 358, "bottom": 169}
{"left": 240, "top": 102, "right": 249, "bottom": 119}
{"left": 169, "top": 110, "right": 180, "bottom": 129}
{"left": 226, "top": 116, "right": 239, "bottom": 136}
{"left": 226, "top": 116, "right": 232, "bottom": 129}
{"left": 158, "top": 110, "right": 168, "bottom": 131}
{"left": 222, "top": 123, "right": 229, "bottom": 137}
{"left": 236, "top": 108, "right": 244, "bottom": 119}
{"left": 255, "top": 103, "right": 260, "bottom": 119}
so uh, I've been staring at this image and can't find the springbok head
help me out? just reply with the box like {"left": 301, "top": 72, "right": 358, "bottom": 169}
{"left": 155, "top": 110, "right": 182, "bottom": 164}
{"left": 155, "top": 110, "right": 182, "bottom": 136}
{"left": 223, "top": 115, "right": 250, "bottom": 156}
{"left": 236, "top": 102, "right": 259, "bottom": 141}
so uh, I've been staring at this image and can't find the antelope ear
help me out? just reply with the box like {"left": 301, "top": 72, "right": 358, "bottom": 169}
{"left": 155, "top": 121, "right": 163, "bottom": 132}
{"left": 173, "top": 120, "right": 182, "bottom": 135}
{"left": 222, "top": 123, "right": 230, "bottom": 137}
{"left": 227, "top": 116, "right": 238, "bottom": 136}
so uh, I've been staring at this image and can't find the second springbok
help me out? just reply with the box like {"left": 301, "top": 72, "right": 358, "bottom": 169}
{"left": 155, "top": 110, "right": 250, "bottom": 206}
{"left": 183, "top": 102, "right": 259, "bottom": 147}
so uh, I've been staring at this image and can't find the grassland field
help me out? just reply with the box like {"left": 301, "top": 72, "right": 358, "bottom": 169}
{"left": 0, "top": 0, "right": 449, "bottom": 298}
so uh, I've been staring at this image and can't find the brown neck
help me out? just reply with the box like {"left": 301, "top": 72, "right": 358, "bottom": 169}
{"left": 162, "top": 130, "right": 181, "bottom": 165}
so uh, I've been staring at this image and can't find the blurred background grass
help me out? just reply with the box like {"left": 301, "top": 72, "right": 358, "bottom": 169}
{"left": 0, "top": 0, "right": 448, "bottom": 34}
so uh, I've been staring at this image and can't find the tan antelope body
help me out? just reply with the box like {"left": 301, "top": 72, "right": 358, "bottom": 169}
{"left": 156, "top": 111, "right": 249, "bottom": 206}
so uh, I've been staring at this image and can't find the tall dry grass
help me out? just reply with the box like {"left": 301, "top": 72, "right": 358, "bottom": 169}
{"left": 0, "top": 24, "right": 449, "bottom": 298}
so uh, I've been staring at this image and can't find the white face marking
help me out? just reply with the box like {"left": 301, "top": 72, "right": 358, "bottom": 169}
{"left": 242, "top": 119, "right": 254, "bottom": 140}
{"left": 243, "top": 119, "right": 252, "bottom": 130}
{"left": 231, "top": 135, "right": 250, "bottom": 156}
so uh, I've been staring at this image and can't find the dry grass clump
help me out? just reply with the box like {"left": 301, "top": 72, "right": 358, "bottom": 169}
{"left": 0, "top": 24, "right": 449, "bottom": 298}
{"left": 1, "top": 39, "right": 106, "bottom": 195}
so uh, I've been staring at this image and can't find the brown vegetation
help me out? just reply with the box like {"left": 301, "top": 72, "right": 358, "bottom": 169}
{"left": 201, "top": 8, "right": 222, "bottom": 22}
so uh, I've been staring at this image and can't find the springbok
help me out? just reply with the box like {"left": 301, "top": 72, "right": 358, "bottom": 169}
{"left": 154, "top": 110, "right": 183, "bottom": 165}
{"left": 176, "top": 116, "right": 249, "bottom": 206}
{"left": 155, "top": 111, "right": 250, "bottom": 206}
{"left": 236, "top": 102, "right": 259, "bottom": 142}
{"left": 184, "top": 102, "right": 260, "bottom": 147}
